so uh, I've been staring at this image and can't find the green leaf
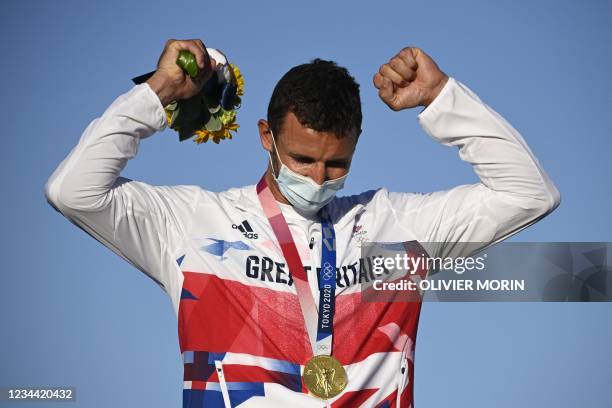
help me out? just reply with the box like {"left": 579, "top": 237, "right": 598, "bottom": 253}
{"left": 176, "top": 50, "right": 199, "bottom": 78}
{"left": 204, "top": 115, "right": 222, "bottom": 131}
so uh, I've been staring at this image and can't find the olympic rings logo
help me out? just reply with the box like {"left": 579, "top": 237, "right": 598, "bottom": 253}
{"left": 322, "top": 262, "right": 335, "bottom": 280}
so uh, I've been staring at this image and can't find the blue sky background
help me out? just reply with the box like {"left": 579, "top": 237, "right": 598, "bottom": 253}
{"left": 1, "top": 0, "right": 611, "bottom": 406}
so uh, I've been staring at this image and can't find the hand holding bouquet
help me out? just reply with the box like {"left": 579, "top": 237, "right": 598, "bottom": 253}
{"left": 133, "top": 39, "right": 244, "bottom": 144}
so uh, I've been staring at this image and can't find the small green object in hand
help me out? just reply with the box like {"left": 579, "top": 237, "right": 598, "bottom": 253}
{"left": 176, "top": 50, "right": 199, "bottom": 78}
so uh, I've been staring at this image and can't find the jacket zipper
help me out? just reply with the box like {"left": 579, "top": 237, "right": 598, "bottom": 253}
{"left": 396, "top": 343, "right": 410, "bottom": 408}
{"left": 215, "top": 360, "right": 231, "bottom": 407}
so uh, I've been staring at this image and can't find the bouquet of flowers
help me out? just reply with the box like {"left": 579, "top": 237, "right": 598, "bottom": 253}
{"left": 132, "top": 48, "right": 244, "bottom": 144}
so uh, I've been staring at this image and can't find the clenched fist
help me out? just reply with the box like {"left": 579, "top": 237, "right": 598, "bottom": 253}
{"left": 146, "top": 39, "right": 217, "bottom": 106}
{"left": 373, "top": 47, "right": 448, "bottom": 111}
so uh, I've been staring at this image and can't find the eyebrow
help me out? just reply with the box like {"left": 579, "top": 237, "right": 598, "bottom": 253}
{"left": 288, "top": 152, "right": 350, "bottom": 164}
{"left": 289, "top": 153, "right": 316, "bottom": 162}
{"left": 287, "top": 152, "right": 348, "bottom": 161}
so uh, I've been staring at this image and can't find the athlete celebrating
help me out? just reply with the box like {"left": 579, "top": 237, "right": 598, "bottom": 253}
{"left": 45, "top": 39, "right": 560, "bottom": 407}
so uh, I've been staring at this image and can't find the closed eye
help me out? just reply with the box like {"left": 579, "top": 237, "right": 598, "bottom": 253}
{"left": 289, "top": 154, "right": 350, "bottom": 169}
{"left": 290, "top": 154, "right": 316, "bottom": 164}
{"left": 326, "top": 160, "right": 350, "bottom": 169}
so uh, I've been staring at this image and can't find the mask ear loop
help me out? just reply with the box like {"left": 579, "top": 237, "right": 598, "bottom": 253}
{"left": 268, "top": 130, "right": 282, "bottom": 177}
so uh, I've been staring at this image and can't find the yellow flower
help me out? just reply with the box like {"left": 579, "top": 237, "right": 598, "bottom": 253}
{"left": 230, "top": 63, "right": 245, "bottom": 97}
{"left": 219, "top": 109, "right": 237, "bottom": 126}
{"left": 193, "top": 122, "right": 240, "bottom": 144}
{"left": 193, "top": 130, "right": 211, "bottom": 144}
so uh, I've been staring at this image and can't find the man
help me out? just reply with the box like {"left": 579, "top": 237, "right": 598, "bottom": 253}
{"left": 45, "top": 39, "right": 560, "bottom": 407}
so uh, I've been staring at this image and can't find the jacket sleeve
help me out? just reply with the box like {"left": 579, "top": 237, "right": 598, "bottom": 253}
{"left": 383, "top": 77, "right": 561, "bottom": 259}
{"left": 44, "top": 83, "right": 198, "bottom": 304}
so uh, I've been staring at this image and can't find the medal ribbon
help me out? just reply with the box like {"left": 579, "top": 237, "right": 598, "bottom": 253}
{"left": 256, "top": 176, "right": 337, "bottom": 357}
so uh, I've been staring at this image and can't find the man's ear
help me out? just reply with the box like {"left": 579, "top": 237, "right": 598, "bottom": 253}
{"left": 258, "top": 119, "right": 273, "bottom": 152}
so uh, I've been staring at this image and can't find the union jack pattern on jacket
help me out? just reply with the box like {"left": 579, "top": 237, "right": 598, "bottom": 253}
{"left": 45, "top": 78, "right": 560, "bottom": 407}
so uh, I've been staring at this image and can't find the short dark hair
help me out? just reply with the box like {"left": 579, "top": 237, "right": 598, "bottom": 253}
{"left": 267, "top": 58, "right": 362, "bottom": 139}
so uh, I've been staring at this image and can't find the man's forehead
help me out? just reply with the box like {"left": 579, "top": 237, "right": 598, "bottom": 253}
{"left": 277, "top": 112, "right": 359, "bottom": 143}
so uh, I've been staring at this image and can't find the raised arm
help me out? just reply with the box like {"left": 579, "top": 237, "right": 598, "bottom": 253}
{"left": 373, "top": 47, "right": 560, "bottom": 259}
{"left": 44, "top": 39, "right": 215, "bottom": 305}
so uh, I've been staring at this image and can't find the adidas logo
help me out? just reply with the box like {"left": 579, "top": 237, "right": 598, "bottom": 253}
{"left": 232, "top": 220, "right": 259, "bottom": 240}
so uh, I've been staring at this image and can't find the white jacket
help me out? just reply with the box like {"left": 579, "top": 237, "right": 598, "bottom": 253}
{"left": 45, "top": 77, "right": 560, "bottom": 408}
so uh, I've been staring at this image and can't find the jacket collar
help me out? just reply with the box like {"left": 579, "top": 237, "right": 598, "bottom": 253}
{"left": 233, "top": 183, "right": 367, "bottom": 228}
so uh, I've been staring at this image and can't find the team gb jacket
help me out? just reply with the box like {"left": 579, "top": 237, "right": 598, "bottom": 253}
{"left": 45, "top": 77, "right": 560, "bottom": 408}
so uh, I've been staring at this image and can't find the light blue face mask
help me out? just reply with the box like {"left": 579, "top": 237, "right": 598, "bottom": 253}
{"left": 268, "top": 131, "right": 348, "bottom": 214}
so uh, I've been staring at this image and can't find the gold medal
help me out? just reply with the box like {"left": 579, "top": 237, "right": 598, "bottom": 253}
{"left": 303, "top": 355, "right": 347, "bottom": 399}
